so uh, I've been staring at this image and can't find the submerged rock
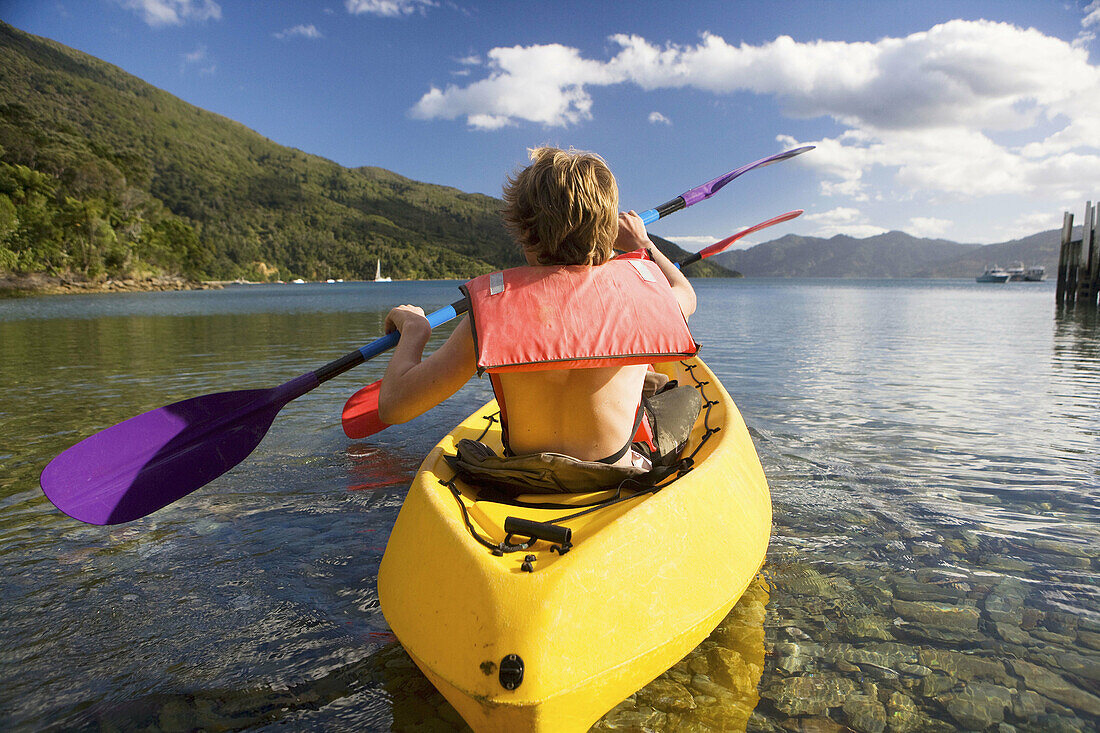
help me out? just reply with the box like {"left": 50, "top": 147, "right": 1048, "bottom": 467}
{"left": 762, "top": 675, "right": 858, "bottom": 717}
{"left": 894, "top": 578, "right": 967, "bottom": 604}
{"left": 1029, "top": 538, "right": 1096, "bottom": 559}
{"left": 939, "top": 682, "right": 1013, "bottom": 729}
{"left": 637, "top": 678, "right": 696, "bottom": 713}
{"left": 596, "top": 707, "right": 668, "bottom": 731}
{"left": 984, "top": 577, "right": 1027, "bottom": 625}
{"left": 1032, "top": 629, "right": 1077, "bottom": 646}
{"left": 918, "top": 649, "right": 1011, "bottom": 684}
{"left": 1010, "top": 659, "right": 1100, "bottom": 717}
{"left": 1054, "top": 650, "right": 1100, "bottom": 683}
{"left": 1012, "top": 689, "right": 1047, "bottom": 720}
{"left": 1079, "top": 630, "right": 1100, "bottom": 652}
{"left": 779, "top": 564, "right": 842, "bottom": 599}
{"left": 841, "top": 615, "right": 894, "bottom": 641}
{"left": 919, "top": 674, "right": 957, "bottom": 696}
{"left": 995, "top": 621, "right": 1032, "bottom": 646}
{"left": 842, "top": 695, "right": 887, "bottom": 733}
{"left": 893, "top": 599, "right": 980, "bottom": 631}
{"left": 884, "top": 691, "right": 921, "bottom": 733}
{"left": 774, "top": 641, "right": 808, "bottom": 674}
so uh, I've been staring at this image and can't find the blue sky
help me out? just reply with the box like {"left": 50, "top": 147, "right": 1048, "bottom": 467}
{"left": 3, "top": 0, "right": 1099, "bottom": 249}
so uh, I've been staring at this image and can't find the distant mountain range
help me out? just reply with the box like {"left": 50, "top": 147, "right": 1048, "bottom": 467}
{"left": 711, "top": 228, "right": 1065, "bottom": 279}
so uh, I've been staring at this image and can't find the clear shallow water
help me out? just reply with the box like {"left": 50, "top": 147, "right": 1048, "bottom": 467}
{"left": 1, "top": 279, "right": 1096, "bottom": 731}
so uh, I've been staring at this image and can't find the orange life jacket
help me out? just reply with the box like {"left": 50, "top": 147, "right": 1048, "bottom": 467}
{"left": 460, "top": 257, "right": 699, "bottom": 458}
{"left": 461, "top": 258, "right": 698, "bottom": 374}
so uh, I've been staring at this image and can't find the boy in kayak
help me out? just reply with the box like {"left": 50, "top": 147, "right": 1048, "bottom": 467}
{"left": 378, "top": 147, "right": 698, "bottom": 487}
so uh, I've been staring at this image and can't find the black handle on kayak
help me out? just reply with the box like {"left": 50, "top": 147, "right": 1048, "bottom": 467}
{"left": 504, "top": 517, "right": 572, "bottom": 546}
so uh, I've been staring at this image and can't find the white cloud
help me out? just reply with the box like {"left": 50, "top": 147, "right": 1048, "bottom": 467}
{"left": 181, "top": 44, "right": 215, "bottom": 75}
{"left": 666, "top": 235, "right": 716, "bottom": 250}
{"left": 908, "top": 217, "right": 952, "bottom": 238}
{"left": 804, "top": 207, "right": 888, "bottom": 238}
{"left": 411, "top": 20, "right": 1100, "bottom": 216}
{"left": 415, "top": 21, "right": 1099, "bottom": 134}
{"left": 274, "top": 24, "right": 323, "bottom": 40}
{"left": 1011, "top": 211, "right": 1063, "bottom": 236}
{"left": 119, "top": 0, "right": 221, "bottom": 26}
{"left": 669, "top": 231, "right": 772, "bottom": 251}
{"left": 449, "top": 55, "right": 480, "bottom": 76}
{"left": 183, "top": 46, "right": 207, "bottom": 63}
{"left": 411, "top": 43, "right": 617, "bottom": 129}
{"left": 648, "top": 111, "right": 671, "bottom": 125}
{"left": 1084, "top": 1, "right": 1100, "bottom": 28}
{"left": 345, "top": 0, "right": 435, "bottom": 17}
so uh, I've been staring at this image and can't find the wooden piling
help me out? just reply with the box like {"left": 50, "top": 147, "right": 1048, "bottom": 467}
{"left": 1084, "top": 202, "right": 1100, "bottom": 306}
{"left": 1057, "top": 211, "right": 1073, "bottom": 305}
{"left": 1057, "top": 201, "right": 1100, "bottom": 308}
{"left": 1078, "top": 202, "right": 1092, "bottom": 304}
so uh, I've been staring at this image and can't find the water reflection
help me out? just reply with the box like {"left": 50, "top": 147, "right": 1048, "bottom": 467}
{"left": 345, "top": 444, "right": 420, "bottom": 492}
{"left": 49, "top": 641, "right": 397, "bottom": 731}
{"left": 1052, "top": 306, "right": 1100, "bottom": 436}
{"left": 39, "top": 576, "right": 768, "bottom": 732}
{"left": 3, "top": 281, "right": 1099, "bottom": 731}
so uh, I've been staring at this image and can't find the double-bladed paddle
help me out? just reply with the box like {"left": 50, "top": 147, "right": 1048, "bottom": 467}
{"left": 40, "top": 147, "right": 811, "bottom": 525}
{"left": 340, "top": 208, "right": 804, "bottom": 439}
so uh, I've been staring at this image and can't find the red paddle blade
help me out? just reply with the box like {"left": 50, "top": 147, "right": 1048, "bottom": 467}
{"left": 697, "top": 209, "right": 803, "bottom": 259}
{"left": 342, "top": 380, "right": 390, "bottom": 439}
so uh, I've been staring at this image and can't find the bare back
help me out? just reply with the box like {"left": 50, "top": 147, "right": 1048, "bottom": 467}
{"left": 496, "top": 364, "right": 649, "bottom": 462}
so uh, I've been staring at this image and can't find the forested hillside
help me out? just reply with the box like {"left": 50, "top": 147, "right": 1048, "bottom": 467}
{"left": 0, "top": 22, "right": 730, "bottom": 286}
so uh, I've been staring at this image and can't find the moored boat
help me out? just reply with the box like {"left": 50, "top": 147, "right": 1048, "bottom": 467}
{"left": 378, "top": 356, "right": 772, "bottom": 732}
{"left": 976, "top": 266, "right": 1010, "bottom": 283}
{"left": 1023, "top": 265, "right": 1045, "bottom": 281}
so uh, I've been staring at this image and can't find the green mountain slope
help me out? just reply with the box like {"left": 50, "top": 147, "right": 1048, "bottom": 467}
{"left": 0, "top": 22, "right": 732, "bottom": 284}
{"left": 0, "top": 21, "right": 514, "bottom": 282}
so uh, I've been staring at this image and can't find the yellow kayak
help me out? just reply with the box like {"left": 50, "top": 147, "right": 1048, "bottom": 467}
{"left": 378, "top": 356, "right": 772, "bottom": 732}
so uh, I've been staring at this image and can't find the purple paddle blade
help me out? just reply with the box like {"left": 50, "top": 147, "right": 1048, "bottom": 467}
{"left": 40, "top": 374, "right": 316, "bottom": 525}
{"left": 680, "top": 145, "right": 814, "bottom": 207}
{"left": 638, "top": 145, "right": 814, "bottom": 225}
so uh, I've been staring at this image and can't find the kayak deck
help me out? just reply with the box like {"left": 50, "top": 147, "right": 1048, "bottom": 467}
{"left": 378, "top": 357, "right": 772, "bottom": 732}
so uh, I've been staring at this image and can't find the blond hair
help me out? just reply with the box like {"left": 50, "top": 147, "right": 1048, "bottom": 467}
{"left": 501, "top": 147, "right": 619, "bottom": 266}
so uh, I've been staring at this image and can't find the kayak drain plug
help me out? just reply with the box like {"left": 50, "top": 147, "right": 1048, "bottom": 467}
{"left": 499, "top": 654, "right": 524, "bottom": 690}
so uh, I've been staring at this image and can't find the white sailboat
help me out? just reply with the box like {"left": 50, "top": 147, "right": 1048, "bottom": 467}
{"left": 374, "top": 259, "right": 391, "bottom": 283}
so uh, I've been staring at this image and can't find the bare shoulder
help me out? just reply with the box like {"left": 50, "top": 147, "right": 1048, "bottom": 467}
{"left": 430, "top": 315, "right": 477, "bottom": 373}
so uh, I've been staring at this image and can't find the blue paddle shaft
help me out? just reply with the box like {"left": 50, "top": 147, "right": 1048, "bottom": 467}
{"left": 313, "top": 299, "right": 469, "bottom": 385}
{"left": 356, "top": 302, "right": 461, "bottom": 361}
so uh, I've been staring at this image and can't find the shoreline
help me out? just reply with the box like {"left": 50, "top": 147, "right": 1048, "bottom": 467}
{"left": 3, "top": 273, "right": 1040, "bottom": 299}
{"left": 0, "top": 273, "right": 224, "bottom": 298}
